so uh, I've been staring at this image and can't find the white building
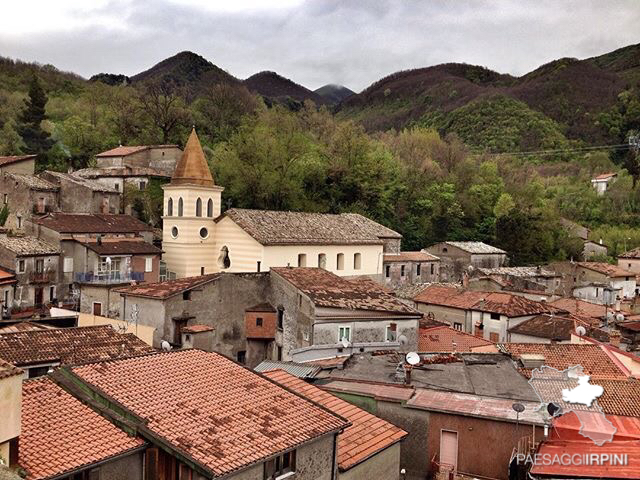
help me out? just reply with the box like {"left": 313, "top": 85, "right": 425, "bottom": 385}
{"left": 162, "top": 129, "right": 401, "bottom": 278}
{"left": 591, "top": 172, "right": 617, "bottom": 195}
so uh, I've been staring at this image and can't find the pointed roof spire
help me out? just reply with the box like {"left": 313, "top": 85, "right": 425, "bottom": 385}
{"left": 170, "top": 128, "right": 215, "bottom": 187}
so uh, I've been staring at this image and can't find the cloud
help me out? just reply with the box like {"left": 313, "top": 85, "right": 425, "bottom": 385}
{"left": 0, "top": 0, "right": 638, "bottom": 92}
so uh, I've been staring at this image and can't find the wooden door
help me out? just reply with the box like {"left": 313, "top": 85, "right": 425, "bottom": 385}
{"left": 92, "top": 302, "right": 102, "bottom": 316}
{"left": 34, "top": 288, "right": 43, "bottom": 307}
{"left": 440, "top": 430, "right": 458, "bottom": 472}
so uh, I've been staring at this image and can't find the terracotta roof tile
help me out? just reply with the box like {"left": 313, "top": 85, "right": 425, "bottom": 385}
{"left": 593, "top": 172, "right": 617, "bottom": 181}
{"left": 272, "top": 267, "right": 419, "bottom": 314}
{"left": 577, "top": 262, "right": 634, "bottom": 278}
{"left": 414, "top": 286, "right": 558, "bottom": 317}
{"left": 219, "top": 209, "right": 399, "bottom": 246}
{"left": 418, "top": 326, "right": 493, "bottom": 352}
{"left": 550, "top": 297, "right": 615, "bottom": 319}
{"left": 595, "top": 379, "right": 640, "bottom": 417}
{"left": 115, "top": 273, "right": 220, "bottom": 299}
{"left": 182, "top": 324, "right": 215, "bottom": 333}
{"left": 95, "top": 145, "right": 150, "bottom": 157}
{"left": 620, "top": 247, "right": 640, "bottom": 259}
{"left": 0, "top": 155, "right": 36, "bottom": 167}
{"left": 0, "top": 357, "right": 22, "bottom": 379}
{"left": 0, "top": 321, "right": 53, "bottom": 334}
{"left": 263, "top": 369, "right": 407, "bottom": 471}
{"left": 71, "top": 350, "right": 348, "bottom": 477}
{"left": 80, "top": 239, "right": 162, "bottom": 256}
{"left": 2, "top": 172, "right": 58, "bottom": 191}
{"left": 500, "top": 343, "right": 629, "bottom": 380}
{"left": 383, "top": 251, "right": 439, "bottom": 262}
{"left": 75, "top": 166, "right": 171, "bottom": 178}
{"left": 0, "top": 325, "right": 154, "bottom": 366}
{"left": 34, "top": 213, "right": 153, "bottom": 234}
{"left": 443, "top": 241, "right": 506, "bottom": 254}
{"left": 20, "top": 377, "right": 145, "bottom": 480}
{"left": 42, "top": 170, "right": 119, "bottom": 193}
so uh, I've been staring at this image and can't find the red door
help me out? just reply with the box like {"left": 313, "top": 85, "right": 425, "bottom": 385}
{"left": 440, "top": 430, "right": 458, "bottom": 472}
{"left": 93, "top": 302, "right": 102, "bottom": 316}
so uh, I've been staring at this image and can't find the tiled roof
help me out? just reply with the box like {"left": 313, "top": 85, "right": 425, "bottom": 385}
{"left": 0, "top": 267, "right": 16, "bottom": 286}
{"left": 75, "top": 166, "right": 171, "bottom": 178}
{"left": 71, "top": 350, "right": 349, "bottom": 477}
{"left": 182, "top": 324, "right": 215, "bottom": 333}
{"left": 254, "top": 360, "right": 321, "bottom": 379}
{"left": 550, "top": 297, "right": 613, "bottom": 319}
{"left": 413, "top": 286, "right": 558, "bottom": 317}
{"left": 42, "top": 170, "right": 119, "bottom": 192}
{"left": 620, "top": 247, "right": 640, "bottom": 259}
{"left": 115, "top": 274, "right": 220, "bottom": 299}
{"left": 508, "top": 315, "right": 577, "bottom": 341}
{"left": 170, "top": 129, "right": 215, "bottom": 187}
{"left": 477, "top": 266, "right": 560, "bottom": 278}
{"left": 300, "top": 356, "right": 351, "bottom": 368}
{"left": 0, "top": 325, "right": 154, "bottom": 366}
{"left": 383, "top": 251, "right": 439, "bottom": 262}
{"left": 596, "top": 379, "right": 640, "bottom": 417}
{"left": 20, "top": 377, "right": 145, "bottom": 480}
{"left": 418, "top": 326, "right": 493, "bottom": 352}
{"left": 393, "top": 282, "right": 458, "bottom": 301}
{"left": 219, "top": 209, "right": 399, "bottom": 246}
{"left": 34, "top": 213, "right": 153, "bottom": 233}
{"left": 0, "top": 235, "right": 59, "bottom": 256}
{"left": 95, "top": 145, "right": 149, "bottom": 157}
{"left": 3, "top": 173, "right": 58, "bottom": 191}
{"left": 443, "top": 241, "right": 506, "bottom": 254}
{"left": 0, "top": 357, "right": 22, "bottom": 379}
{"left": 0, "top": 321, "right": 53, "bottom": 334}
{"left": 500, "top": 343, "right": 629, "bottom": 380}
{"left": 80, "top": 239, "right": 162, "bottom": 255}
{"left": 577, "top": 261, "right": 634, "bottom": 278}
{"left": 272, "top": 267, "right": 420, "bottom": 314}
{"left": 0, "top": 155, "right": 36, "bottom": 166}
{"left": 593, "top": 172, "right": 617, "bottom": 181}
{"left": 245, "top": 302, "right": 276, "bottom": 312}
{"left": 264, "top": 369, "right": 407, "bottom": 471}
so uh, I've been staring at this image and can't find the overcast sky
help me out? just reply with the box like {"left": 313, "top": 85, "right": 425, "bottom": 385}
{"left": 0, "top": 0, "right": 638, "bottom": 92}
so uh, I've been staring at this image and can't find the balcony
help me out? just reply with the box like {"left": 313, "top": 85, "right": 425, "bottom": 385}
{"left": 74, "top": 271, "right": 145, "bottom": 284}
{"left": 29, "top": 271, "right": 57, "bottom": 283}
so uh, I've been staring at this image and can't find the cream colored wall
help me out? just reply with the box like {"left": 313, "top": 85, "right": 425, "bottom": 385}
{"left": 0, "top": 374, "right": 21, "bottom": 447}
{"left": 619, "top": 258, "right": 640, "bottom": 275}
{"left": 213, "top": 217, "right": 264, "bottom": 273}
{"left": 0, "top": 158, "right": 35, "bottom": 175}
{"left": 162, "top": 184, "right": 223, "bottom": 277}
{"left": 263, "top": 244, "right": 383, "bottom": 276}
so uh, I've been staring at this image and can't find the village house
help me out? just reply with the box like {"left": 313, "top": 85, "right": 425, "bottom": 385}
{"left": 0, "top": 235, "right": 59, "bottom": 317}
{"left": 0, "top": 358, "right": 21, "bottom": 468}
{"left": 264, "top": 369, "right": 408, "bottom": 480}
{"left": 0, "top": 324, "right": 153, "bottom": 378}
{"left": 39, "top": 170, "right": 121, "bottom": 214}
{"left": 0, "top": 173, "right": 58, "bottom": 231}
{"left": 382, "top": 251, "right": 440, "bottom": 287}
{"left": 471, "top": 266, "right": 562, "bottom": 294}
{"left": 505, "top": 313, "right": 608, "bottom": 344}
{"left": 321, "top": 351, "right": 544, "bottom": 480}
{"left": 94, "top": 144, "right": 181, "bottom": 175}
{"left": 591, "top": 172, "right": 617, "bottom": 195}
{"left": 425, "top": 241, "right": 507, "bottom": 282}
{"left": 617, "top": 246, "right": 640, "bottom": 274}
{"left": 575, "top": 261, "right": 637, "bottom": 298}
{"left": 0, "top": 268, "right": 16, "bottom": 319}
{"left": 550, "top": 296, "right": 626, "bottom": 324}
{"left": 36, "top": 349, "right": 349, "bottom": 480}
{"left": 27, "top": 212, "right": 155, "bottom": 309}
{"left": 582, "top": 239, "right": 608, "bottom": 259}
{"left": 413, "top": 285, "right": 561, "bottom": 342}
{"left": 161, "top": 129, "right": 402, "bottom": 279}
{"left": 0, "top": 155, "right": 36, "bottom": 175}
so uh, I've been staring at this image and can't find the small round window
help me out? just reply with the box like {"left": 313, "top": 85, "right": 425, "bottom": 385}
{"left": 171, "top": 226, "right": 179, "bottom": 238}
{"left": 199, "top": 227, "right": 208, "bottom": 239}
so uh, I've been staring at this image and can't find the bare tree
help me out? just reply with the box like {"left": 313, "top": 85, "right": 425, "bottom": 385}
{"left": 139, "top": 79, "right": 189, "bottom": 144}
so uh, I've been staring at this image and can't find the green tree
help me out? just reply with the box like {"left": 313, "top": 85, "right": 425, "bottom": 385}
{"left": 0, "top": 120, "right": 25, "bottom": 155}
{"left": 17, "top": 76, "right": 53, "bottom": 169}
{"left": 493, "top": 193, "right": 515, "bottom": 218}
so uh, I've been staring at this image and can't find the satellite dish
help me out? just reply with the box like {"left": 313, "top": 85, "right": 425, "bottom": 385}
{"left": 616, "top": 313, "right": 625, "bottom": 322}
{"left": 547, "top": 402, "right": 562, "bottom": 417}
{"left": 575, "top": 325, "right": 587, "bottom": 336}
{"left": 405, "top": 352, "right": 420, "bottom": 366}
{"left": 512, "top": 403, "right": 525, "bottom": 413}
{"left": 106, "top": 256, "right": 112, "bottom": 264}
{"left": 398, "top": 334, "right": 408, "bottom": 346}
{"left": 341, "top": 338, "right": 351, "bottom": 349}
{"left": 161, "top": 340, "right": 171, "bottom": 351}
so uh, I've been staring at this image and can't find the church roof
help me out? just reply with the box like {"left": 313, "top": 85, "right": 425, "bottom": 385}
{"left": 170, "top": 129, "right": 215, "bottom": 187}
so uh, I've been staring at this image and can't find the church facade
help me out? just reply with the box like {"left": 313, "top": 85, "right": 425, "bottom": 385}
{"left": 162, "top": 130, "right": 400, "bottom": 279}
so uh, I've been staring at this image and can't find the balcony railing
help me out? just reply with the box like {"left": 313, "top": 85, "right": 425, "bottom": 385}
{"left": 29, "top": 271, "right": 57, "bottom": 283}
{"left": 74, "top": 271, "right": 145, "bottom": 284}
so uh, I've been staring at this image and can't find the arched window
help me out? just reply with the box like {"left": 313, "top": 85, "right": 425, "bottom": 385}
{"left": 178, "top": 198, "right": 183, "bottom": 217}
{"left": 336, "top": 253, "right": 344, "bottom": 270}
{"left": 353, "top": 253, "right": 361, "bottom": 270}
{"left": 218, "top": 246, "right": 231, "bottom": 269}
{"left": 167, "top": 198, "right": 173, "bottom": 216}
{"left": 196, "top": 198, "right": 202, "bottom": 217}
{"left": 207, "top": 199, "right": 213, "bottom": 217}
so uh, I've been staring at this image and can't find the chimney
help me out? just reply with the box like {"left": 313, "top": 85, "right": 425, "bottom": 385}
{"left": 610, "top": 330, "right": 621, "bottom": 347}
{"left": 462, "top": 271, "right": 469, "bottom": 288}
{"left": 404, "top": 365, "right": 412, "bottom": 385}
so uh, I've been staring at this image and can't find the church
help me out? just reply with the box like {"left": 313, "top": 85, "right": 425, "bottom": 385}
{"left": 162, "top": 129, "right": 402, "bottom": 279}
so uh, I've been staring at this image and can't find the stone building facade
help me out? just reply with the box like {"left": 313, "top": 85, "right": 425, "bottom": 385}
{"left": 383, "top": 251, "right": 440, "bottom": 287}
{"left": 426, "top": 241, "right": 507, "bottom": 282}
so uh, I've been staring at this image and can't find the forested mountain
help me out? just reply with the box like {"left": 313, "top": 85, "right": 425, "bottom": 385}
{"left": 243, "top": 71, "right": 326, "bottom": 108}
{"left": 314, "top": 84, "right": 355, "bottom": 105}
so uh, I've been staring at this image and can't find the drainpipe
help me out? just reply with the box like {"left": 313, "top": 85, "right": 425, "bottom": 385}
{"left": 331, "top": 433, "right": 338, "bottom": 480}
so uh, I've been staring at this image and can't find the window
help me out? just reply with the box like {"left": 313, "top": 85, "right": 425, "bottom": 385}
{"left": 336, "top": 253, "right": 344, "bottom": 270}
{"left": 318, "top": 253, "right": 327, "bottom": 269}
{"left": 256, "top": 317, "right": 263, "bottom": 327}
{"left": 354, "top": 253, "right": 362, "bottom": 270}
{"left": 167, "top": 198, "right": 173, "bottom": 216}
{"left": 218, "top": 246, "right": 231, "bottom": 269}
{"left": 385, "top": 265, "right": 390, "bottom": 278}
{"left": 297, "top": 253, "right": 307, "bottom": 267}
{"left": 145, "top": 257, "right": 153, "bottom": 272}
{"left": 35, "top": 259, "right": 44, "bottom": 273}
{"left": 277, "top": 346, "right": 283, "bottom": 361}
{"left": 171, "top": 226, "right": 179, "bottom": 238}
{"left": 2, "top": 194, "right": 6, "bottom": 204}
{"left": 430, "top": 263, "right": 434, "bottom": 275}
{"left": 63, "top": 257, "right": 74, "bottom": 273}
{"left": 139, "top": 181, "right": 146, "bottom": 190}
{"left": 277, "top": 308, "right": 284, "bottom": 330}
{"left": 17, "top": 260, "right": 25, "bottom": 273}
{"left": 386, "top": 323, "right": 397, "bottom": 342}
{"left": 264, "top": 450, "right": 296, "bottom": 479}
{"left": 489, "top": 332, "right": 500, "bottom": 342}
{"left": 199, "top": 227, "right": 209, "bottom": 239}
{"left": 49, "top": 286, "right": 55, "bottom": 302}
{"left": 178, "top": 197, "right": 183, "bottom": 216}
{"left": 442, "top": 247, "right": 448, "bottom": 253}
{"left": 183, "top": 290, "right": 192, "bottom": 300}
{"left": 207, "top": 198, "right": 213, "bottom": 217}
{"left": 400, "top": 265, "right": 405, "bottom": 277}
{"left": 3, "top": 289, "right": 8, "bottom": 307}
{"left": 453, "top": 322, "right": 463, "bottom": 331}
{"left": 28, "top": 366, "right": 50, "bottom": 379}
{"left": 97, "top": 257, "right": 121, "bottom": 280}
{"left": 257, "top": 261, "right": 261, "bottom": 272}
{"left": 237, "top": 351, "right": 246, "bottom": 364}
{"left": 490, "top": 313, "right": 500, "bottom": 320}
{"left": 17, "top": 215, "right": 22, "bottom": 229}
{"left": 196, "top": 198, "right": 202, "bottom": 217}
{"left": 338, "top": 326, "right": 351, "bottom": 342}
{"left": 416, "top": 264, "right": 421, "bottom": 276}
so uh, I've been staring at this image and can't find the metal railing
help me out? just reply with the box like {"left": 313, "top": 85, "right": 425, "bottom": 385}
{"left": 29, "top": 271, "right": 57, "bottom": 283}
{"left": 74, "top": 271, "right": 145, "bottom": 284}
